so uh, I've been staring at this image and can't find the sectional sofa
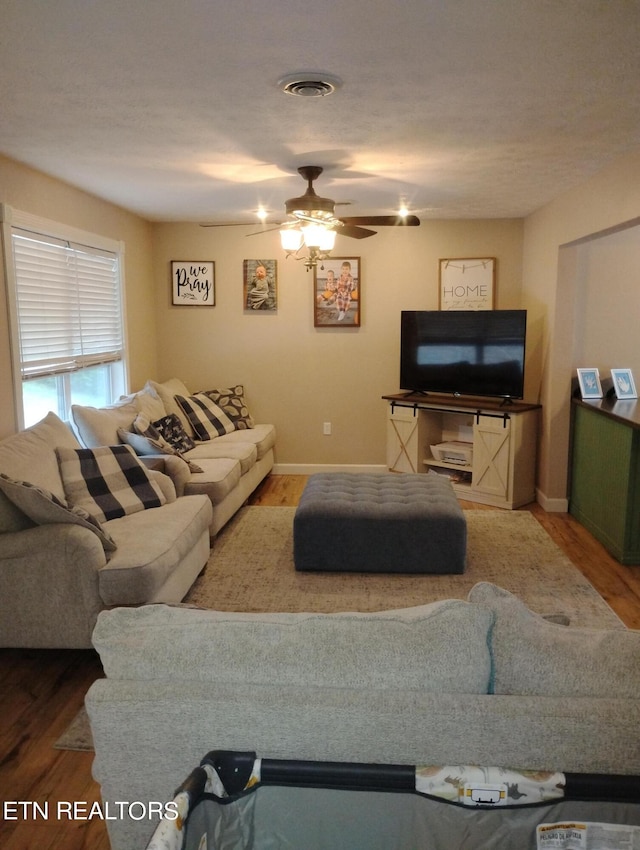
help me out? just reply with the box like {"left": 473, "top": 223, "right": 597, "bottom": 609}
{"left": 70, "top": 377, "right": 276, "bottom": 538}
{"left": 0, "top": 378, "right": 276, "bottom": 647}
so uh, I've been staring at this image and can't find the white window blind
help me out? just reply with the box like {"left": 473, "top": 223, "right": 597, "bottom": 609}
{"left": 11, "top": 228, "right": 123, "bottom": 380}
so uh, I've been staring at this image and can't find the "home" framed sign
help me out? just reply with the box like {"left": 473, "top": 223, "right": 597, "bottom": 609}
{"left": 439, "top": 257, "right": 495, "bottom": 311}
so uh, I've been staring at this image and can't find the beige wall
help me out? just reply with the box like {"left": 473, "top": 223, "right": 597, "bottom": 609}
{"left": 0, "top": 153, "right": 525, "bottom": 468}
{"left": 152, "top": 219, "right": 524, "bottom": 468}
{"left": 0, "top": 155, "right": 157, "bottom": 439}
{"left": 521, "top": 148, "right": 640, "bottom": 509}
{"left": 7, "top": 144, "right": 638, "bottom": 493}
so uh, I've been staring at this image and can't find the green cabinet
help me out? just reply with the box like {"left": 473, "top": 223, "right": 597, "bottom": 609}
{"left": 570, "top": 399, "right": 640, "bottom": 564}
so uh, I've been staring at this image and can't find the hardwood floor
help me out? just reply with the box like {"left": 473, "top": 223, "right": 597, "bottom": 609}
{"left": 0, "top": 648, "right": 109, "bottom": 849}
{"left": 1, "top": 474, "right": 639, "bottom": 848}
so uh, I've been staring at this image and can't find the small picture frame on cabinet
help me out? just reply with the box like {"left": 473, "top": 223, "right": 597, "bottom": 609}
{"left": 577, "top": 368, "right": 603, "bottom": 399}
{"left": 611, "top": 368, "right": 637, "bottom": 399}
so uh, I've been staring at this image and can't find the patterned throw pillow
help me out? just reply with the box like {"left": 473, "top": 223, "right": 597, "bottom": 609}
{"left": 0, "top": 472, "right": 117, "bottom": 553}
{"left": 122, "top": 414, "right": 203, "bottom": 473}
{"left": 175, "top": 393, "right": 235, "bottom": 441}
{"left": 56, "top": 445, "right": 166, "bottom": 524}
{"left": 118, "top": 425, "right": 174, "bottom": 457}
{"left": 151, "top": 413, "right": 196, "bottom": 453}
{"left": 201, "top": 385, "right": 254, "bottom": 430}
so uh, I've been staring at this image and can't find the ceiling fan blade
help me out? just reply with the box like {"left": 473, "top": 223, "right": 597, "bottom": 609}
{"left": 246, "top": 224, "right": 285, "bottom": 236}
{"left": 340, "top": 215, "right": 420, "bottom": 227}
{"left": 199, "top": 222, "right": 254, "bottom": 227}
{"left": 338, "top": 224, "right": 378, "bottom": 239}
{"left": 198, "top": 222, "right": 285, "bottom": 236}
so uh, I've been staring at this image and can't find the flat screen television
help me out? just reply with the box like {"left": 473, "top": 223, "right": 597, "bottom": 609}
{"left": 400, "top": 309, "right": 527, "bottom": 400}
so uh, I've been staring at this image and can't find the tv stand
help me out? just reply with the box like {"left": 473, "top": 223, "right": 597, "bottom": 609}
{"left": 382, "top": 393, "right": 541, "bottom": 509}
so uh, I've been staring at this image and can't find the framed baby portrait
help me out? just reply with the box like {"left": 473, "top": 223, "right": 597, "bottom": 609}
{"left": 314, "top": 257, "right": 360, "bottom": 327}
{"left": 243, "top": 259, "right": 277, "bottom": 311}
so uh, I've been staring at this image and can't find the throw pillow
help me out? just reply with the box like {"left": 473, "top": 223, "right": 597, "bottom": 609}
{"left": 56, "top": 445, "right": 166, "bottom": 524}
{"left": 468, "top": 582, "right": 638, "bottom": 698}
{"left": 121, "top": 415, "right": 203, "bottom": 473}
{"left": 146, "top": 378, "right": 195, "bottom": 437}
{"left": 151, "top": 413, "right": 196, "bottom": 453}
{"left": 0, "top": 472, "right": 117, "bottom": 553}
{"left": 117, "top": 426, "right": 173, "bottom": 457}
{"left": 175, "top": 393, "right": 235, "bottom": 441}
{"left": 70, "top": 401, "right": 140, "bottom": 448}
{"left": 0, "top": 411, "right": 81, "bottom": 501}
{"left": 200, "top": 385, "right": 254, "bottom": 430}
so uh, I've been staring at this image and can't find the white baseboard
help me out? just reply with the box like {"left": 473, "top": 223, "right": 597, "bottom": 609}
{"left": 536, "top": 488, "right": 569, "bottom": 513}
{"left": 270, "top": 469, "right": 570, "bottom": 514}
{"left": 272, "top": 463, "right": 389, "bottom": 475}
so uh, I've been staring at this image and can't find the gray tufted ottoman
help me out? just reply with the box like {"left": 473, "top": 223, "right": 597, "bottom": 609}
{"left": 293, "top": 472, "right": 466, "bottom": 574}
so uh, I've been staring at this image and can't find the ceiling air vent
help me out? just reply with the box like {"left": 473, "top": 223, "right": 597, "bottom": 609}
{"left": 278, "top": 73, "right": 342, "bottom": 98}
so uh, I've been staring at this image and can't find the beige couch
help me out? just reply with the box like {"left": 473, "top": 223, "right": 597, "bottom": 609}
{"left": 86, "top": 582, "right": 639, "bottom": 850}
{"left": 70, "top": 378, "right": 276, "bottom": 537}
{"left": 0, "top": 412, "right": 212, "bottom": 648}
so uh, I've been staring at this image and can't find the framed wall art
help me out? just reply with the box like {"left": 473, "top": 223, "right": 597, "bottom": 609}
{"left": 243, "top": 259, "right": 277, "bottom": 311}
{"left": 611, "top": 368, "right": 637, "bottom": 399}
{"left": 314, "top": 257, "right": 360, "bottom": 327}
{"left": 439, "top": 257, "right": 495, "bottom": 310}
{"left": 577, "top": 367, "right": 603, "bottom": 399}
{"left": 171, "top": 261, "right": 215, "bottom": 306}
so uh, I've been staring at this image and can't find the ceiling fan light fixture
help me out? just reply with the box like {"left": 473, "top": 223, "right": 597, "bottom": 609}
{"left": 278, "top": 72, "right": 342, "bottom": 98}
{"left": 302, "top": 223, "right": 336, "bottom": 251}
{"left": 280, "top": 227, "right": 304, "bottom": 252}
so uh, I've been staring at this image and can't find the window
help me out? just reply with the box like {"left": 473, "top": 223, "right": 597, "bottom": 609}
{"left": 2, "top": 207, "right": 127, "bottom": 428}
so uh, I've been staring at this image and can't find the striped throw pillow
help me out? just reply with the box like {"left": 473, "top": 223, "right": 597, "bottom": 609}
{"left": 175, "top": 393, "right": 235, "bottom": 441}
{"left": 56, "top": 445, "right": 166, "bottom": 523}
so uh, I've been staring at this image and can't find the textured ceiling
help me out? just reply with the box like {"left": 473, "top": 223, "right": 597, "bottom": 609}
{"left": 1, "top": 0, "right": 639, "bottom": 224}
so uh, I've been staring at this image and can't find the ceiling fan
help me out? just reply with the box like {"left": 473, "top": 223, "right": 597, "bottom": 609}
{"left": 279, "top": 165, "right": 420, "bottom": 239}
{"left": 200, "top": 166, "right": 420, "bottom": 238}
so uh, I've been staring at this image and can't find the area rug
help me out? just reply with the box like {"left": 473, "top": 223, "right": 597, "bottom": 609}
{"left": 186, "top": 506, "right": 622, "bottom": 628}
{"left": 54, "top": 706, "right": 93, "bottom": 751}
{"left": 55, "top": 506, "right": 622, "bottom": 751}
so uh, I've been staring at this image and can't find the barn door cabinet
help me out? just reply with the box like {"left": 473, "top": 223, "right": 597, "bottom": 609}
{"left": 570, "top": 397, "right": 640, "bottom": 564}
{"left": 383, "top": 393, "right": 540, "bottom": 509}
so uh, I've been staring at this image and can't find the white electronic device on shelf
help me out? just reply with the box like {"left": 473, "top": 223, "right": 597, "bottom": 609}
{"left": 430, "top": 441, "right": 474, "bottom": 466}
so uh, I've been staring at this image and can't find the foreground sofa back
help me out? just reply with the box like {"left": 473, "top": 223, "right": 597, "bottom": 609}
{"left": 0, "top": 412, "right": 212, "bottom": 647}
{"left": 86, "top": 584, "right": 640, "bottom": 850}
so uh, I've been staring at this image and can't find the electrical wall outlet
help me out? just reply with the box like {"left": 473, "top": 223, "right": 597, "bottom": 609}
{"left": 323, "top": 422, "right": 332, "bottom": 435}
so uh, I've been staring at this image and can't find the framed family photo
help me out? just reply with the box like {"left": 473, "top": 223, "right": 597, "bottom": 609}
{"left": 577, "top": 367, "right": 603, "bottom": 399}
{"left": 314, "top": 257, "right": 360, "bottom": 327}
{"left": 611, "top": 368, "right": 637, "bottom": 399}
{"left": 171, "top": 261, "right": 215, "bottom": 306}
